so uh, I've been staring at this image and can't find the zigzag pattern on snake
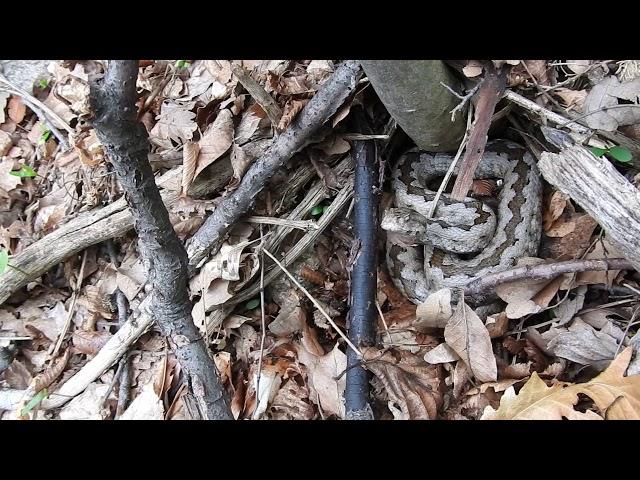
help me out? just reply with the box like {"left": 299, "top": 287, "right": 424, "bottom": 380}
{"left": 382, "top": 140, "right": 542, "bottom": 304}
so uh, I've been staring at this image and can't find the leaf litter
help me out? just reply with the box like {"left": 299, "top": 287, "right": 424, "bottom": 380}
{"left": 1, "top": 59, "right": 640, "bottom": 420}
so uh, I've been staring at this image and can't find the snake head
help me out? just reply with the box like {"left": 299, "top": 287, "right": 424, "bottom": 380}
{"left": 381, "top": 207, "right": 428, "bottom": 243}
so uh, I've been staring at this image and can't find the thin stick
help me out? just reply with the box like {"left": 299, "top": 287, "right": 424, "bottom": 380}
{"left": 254, "top": 228, "right": 268, "bottom": 417}
{"left": 615, "top": 306, "right": 639, "bottom": 357}
{"left": 503, "top": 89, "right": 591, "bottom": 135}
{"left": 246, "top": 216, "right": 319, "bottom": 231}
{"left": 51, "top": 250, "right": 88, "bottom": 358}
{"left": 376, "top": 301, "right": 393, "bottom": 345}
{"left": 427, "top": 108, "right": 473, "bottom": 219}
{"left": 262, "top": 248, "right": 362, "bottom": 357}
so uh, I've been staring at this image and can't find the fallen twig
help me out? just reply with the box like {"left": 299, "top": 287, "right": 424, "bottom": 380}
{"left": 231, "top": 63, "right": 283, "bottom": 126}
{"left": 465, "top": 258, "right": 632, "bottom": 297}
{"left": 450, "top": 63, "right": 506, "bottom": 200}
{"left": 91, "top": 60, "right": 231, "bottom": 420}
{"left": 186, "top": 60, "right": 361, "bottom": 268}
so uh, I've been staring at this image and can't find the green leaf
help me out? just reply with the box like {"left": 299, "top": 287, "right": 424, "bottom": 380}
{"left": 38, "top": 78, "right": 49, "bottom": 89}
{"left": 0, "top": 250, "right": 8, "bottom": 274}
{"left": 38, "top": 129, "right": 51, "bottom": 144}
{"left": 607, "top": 146, "right": 633, "bottom": 163}
{"left": 589, "top": 147, "right": 607, "bottom": 157}
{"left": 20, "top": 388, "right": 48, "bottom": 417}
{"left": 310, "top": 205, "right": 324, "bottom": 216}
{"left": 175, "top": 60, "right": 189, "bottom": 69}
{"left": 245, "top": 298, "right": 260, "bottom": 310}
{"left": 9, "top": 164, "right": 37, "bottom": 178}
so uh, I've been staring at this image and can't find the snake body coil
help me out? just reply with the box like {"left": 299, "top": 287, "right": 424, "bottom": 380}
{"left": 382, "top": 140, "right": 542, "bottom": 304}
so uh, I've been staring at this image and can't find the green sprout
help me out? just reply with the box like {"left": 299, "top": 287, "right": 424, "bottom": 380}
{"left": 38, "top": 78, "right": 49, "bottom": 89}
{"left": 0, "top": 249, "right": 30, "bottom": 276}
{"left": 38, "top": 128, "right": 52, "bottom": 144}
{"left": 20, "top": 389, "right": 48, "bottom": 417}
{"left": 175, "top": 60, "right": 190, "bottom": 69}
{"left": 590, "top": 145, "right": 633, "bottom": 163}
{"left": 9, "top": 164, "right": 37, "bottom": 178}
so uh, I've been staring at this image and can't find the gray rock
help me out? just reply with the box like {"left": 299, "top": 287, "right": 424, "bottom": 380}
{"left": 360, "top": 60, "right": 466, "bottom": 152}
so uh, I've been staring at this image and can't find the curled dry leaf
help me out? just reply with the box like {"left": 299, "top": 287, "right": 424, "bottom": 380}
{"left": 444, "top": 301, "right": 497, "bottom": 382}
{"left": 554, "top": 87, "right": 587, "bottom": 112}
{"left": 181, "top": 141, "right": 200, "bottom": 196}
{"left": 269, "top": 379, "right": 315, "bottom": 420}
{"left": 193, "top": 109, "right": 234, "bottom": 180}
{"left": 495, "top": 257, "right": 549, "bottom": 319}
{"left": 363, "top": 347, "right": 444, "bottom": 419}
{"left": 0, "top": 158, "right": 23, "bottom": 192}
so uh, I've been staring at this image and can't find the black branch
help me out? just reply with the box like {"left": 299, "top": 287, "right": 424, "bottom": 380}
{"left": 345, "top": 108, "right": 378, "bottom": 419}
{"left": 186, "top": 60, "right": 362, "bottom": 268}
{"left": 90, "top": 60, "right": 232, "bottom": 420}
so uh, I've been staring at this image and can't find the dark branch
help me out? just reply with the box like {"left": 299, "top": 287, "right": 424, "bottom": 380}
{"left": 91, "top": 60, "right": 231, "bottom": 420}
{"left": 186, "top": 60, "right": 362, "bottom": 268}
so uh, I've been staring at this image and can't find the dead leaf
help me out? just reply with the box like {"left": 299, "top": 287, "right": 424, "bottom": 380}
{"left": 193, "top": 109, "right": 234, "bottom": 179}
{"left": 415, "top": 288, "right": 453, "bottom": 329}
{"left": 583, "top": 76, "right": 640, "bottom": 131}
{"left": 7, "top": 97, "right": 26, "bottom": 123}
{"left": 444, "top": 300, "right": 497, "bottom": 382}
{"left": 363, "top": 347, "right": 443, "bottom": 419}
{"left": 296, "top": 342, "right": 346, "bottom": 418}
{"left": 547, "top": 317, "right": 621, "bottom": 370}
{"left": 566, "top": 60, "right": 592, "bottom": 75}
{"left": 269, "top": 379, "right": 315, "bottom": 420}
{"left": 0, "top": 158, "right": 22, "bottom": 193}
{"left": 72, "top": 330, "right": 112, "bottom": 355}
{"left": 180, "top": 141, "right": 200, "bottom": 196}
{"left": 480, "top": 374, "right": 601, "bottom": 420}
{"left": 483, "top": 347, "right": 640, "bottom": 420}
{"left": 543, "top": 190, "right": 570, "bottom": 232}
{"left": 150, "top": 101, "right": 198, "bottom": 144}
{"left": 0, "top": 92, "right": 9, "bottom": 124}
{"left": 277, "top": 99, "right": 309, "bottom": 131}
{"left": 235, "top": 104, "right": 265, "bottom": 145}
{"left": 485, "top": 313, "right": 509, "bottom": 338}
{"left": 463, "top": 61, "right": 484, "bottom": 78}
{"left": 58, "top": 382, "right": 112, "bottom": 420}
{"left": 423, "top": 343, "right": 460, "bottom": 364}
{"left": 554, "top": 87, "right": 587, "bottom": 112}
{"left": 573, "top": 347, "right": 640, "bottom": 419}
{"left": 576, "top": 238, "right": 623, "bottom": 286}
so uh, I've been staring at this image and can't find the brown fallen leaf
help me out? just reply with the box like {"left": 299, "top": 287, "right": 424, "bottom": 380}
{"left": 483, "top": 347, "right": 640, "bottom": 420}
{"left": 7, "top": 96, "right": 26, "bottom": 123}
{"left": 72, "top": 330, "right": 113, "bottom": 355}
{"left": 193, "top": 109, "right": 234, "bottom": 180}
{"left": 363, "top": 347, "right": 444, "bottom": 419}
{"left": 296, "top": 342, "right": 346, "bottom": 419}
{"left": 444, "top": 300, "right": 497, "bottom": 382}
{"left": 268, "top": 379, "right": 315, "bottom": 420}
{"left": 277, "top": 98, "right": 309, "bottom": 131}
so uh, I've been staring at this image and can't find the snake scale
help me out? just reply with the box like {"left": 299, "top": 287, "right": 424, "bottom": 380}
{"left": 382, "top": 140, "right": 542, "bottom": 304}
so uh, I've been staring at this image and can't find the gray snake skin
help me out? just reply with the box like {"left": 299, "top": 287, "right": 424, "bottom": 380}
{"left": 382, "top": 140, "right": 542, "bottom": 304}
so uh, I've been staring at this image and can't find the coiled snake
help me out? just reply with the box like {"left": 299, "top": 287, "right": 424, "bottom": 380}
{"left": 382, "top": 140, "right": 542, "bottom": 304}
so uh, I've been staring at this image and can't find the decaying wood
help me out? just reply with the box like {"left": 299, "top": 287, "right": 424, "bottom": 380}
{"left": 465, "top": 257, "right": 632, "bottom": 297}
{"left": 539, "top": 145, "right": 640, "bottom": 273}
{"left": 231, "top": 63, "right": 283, "bottom": 126}
{"left": 186, "top": 60, "right": 362, "bottom": 268}
{"left": 91, "top": 60, "right": 231, "bottom": 420}
{"left": 451, "top": 63, "right": 506, "bottom": 201}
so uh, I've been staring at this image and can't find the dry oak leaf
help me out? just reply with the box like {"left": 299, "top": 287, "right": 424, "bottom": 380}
{"left": 193, "top": 108, "right": 234, "bottom": 179}
{"left": 150, "top": 101, "right": 198, "bottom": 144}
{"left": 362, "top": 347, "right": 443, "bottom": 420}
{"left": 484, "top": 347, "right": 640, "bottom": 420}
{"left": 444, "top": 301, "right": 497, "bottom": 382}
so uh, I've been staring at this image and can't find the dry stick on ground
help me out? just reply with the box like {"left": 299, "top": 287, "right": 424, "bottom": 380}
{"left": 450, "top": 63, "right": 506, "bottom": 200}
{"left": 186, "top": 60, "right": 361, "bottom": 268}
{"left": 90, "top": 60, "right": 231, "bottom": 420}
{"left": 231, "top": 63, "right": 283, "bottom": 126}
{"left": 465, "top": 258, "right": 632, "bottom": 297}
{"left": 37, "top": 65, "right": 360, "bottom": 410}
